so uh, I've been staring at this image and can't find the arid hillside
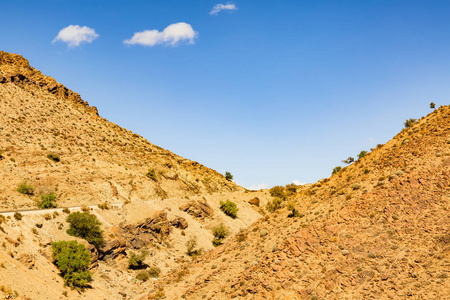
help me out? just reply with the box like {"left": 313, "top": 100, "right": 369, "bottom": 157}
{"left": 0, "top": 51, "right": 240, "bottom": 211}
{"left": 149, "top": 106, "right": 450, "bottom": 299}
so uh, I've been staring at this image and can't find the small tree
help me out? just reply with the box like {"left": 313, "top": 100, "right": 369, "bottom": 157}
{"left": 52, "top": 240, "right": 92, "bottom": 289}
{"left": 186, "top": 236, "right": 202, "bottom": 256}
{"left": 404, "top": 118, "right": 417, "bottom": 128}
{"left": 128, "top": 251, "right": 149, "bottom": 269}
{"left": 66, "top": 212, "right": 104, "bottom": 249}
{"left": 225, "top": 171, "right": 233, "bottom": 181}
{"left": 220, "top": 200, "right": 238, "bottom": 218}
{"left": 430, "top": 102, "right": 436, "bottom": 109}
{"left": 342, "top": 157, "right": 354, "bottom": 164}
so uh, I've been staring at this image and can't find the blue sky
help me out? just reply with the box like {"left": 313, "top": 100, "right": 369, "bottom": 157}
{"left": 2, "top": 1, "right": 450, "bottom": 189}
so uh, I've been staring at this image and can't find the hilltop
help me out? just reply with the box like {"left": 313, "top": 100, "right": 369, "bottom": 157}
{"left": 0, "top": 51, "right": 241, "bottom": 211}
{"left": 147, "top": 106, "right": 450, "bottom": 299}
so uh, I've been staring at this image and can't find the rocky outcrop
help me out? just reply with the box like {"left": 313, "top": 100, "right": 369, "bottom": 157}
{"left": 179, "top": 200, "right": 214, "bottom": 220}
{"left": 0, "top": 51, "right": 98, "bottom": 115}
{"left": 249, "top": 197, "right": 260, "bottom": 206}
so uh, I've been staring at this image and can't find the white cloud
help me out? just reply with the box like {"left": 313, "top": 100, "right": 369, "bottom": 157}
{"left": 210, "top": 3, "right": 238, "bottom": 15}
{"left": 124, "top": 22, "right": 197, "bottom": 47}
{"left": 247, "top": 183, "right": 269, "bottom": 190}
{"left": 53, "top": 25, "right": 99, "bottom": 47}
{"left": 292, "top": 180, "right": 307, "bottom": 185}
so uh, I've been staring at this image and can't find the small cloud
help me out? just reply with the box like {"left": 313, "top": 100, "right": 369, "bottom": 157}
{"left": 292, "top": 180, "right": 307, "bottom": 185}
{"left": 247, "top": 183, "right": 269, "bottom": 190}
{"left": 210, "top": 2, "right": 238, "bottom": 15}
{"left": 124, "top": 22, "right": 197, "bottom": 47}
{"left": 52, "top": 25, "right": 99, "bottom": 47}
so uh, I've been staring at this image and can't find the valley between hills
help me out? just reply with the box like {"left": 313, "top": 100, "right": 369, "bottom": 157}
{"left": 0, "top": 51, "right": 449, "bottom": 300}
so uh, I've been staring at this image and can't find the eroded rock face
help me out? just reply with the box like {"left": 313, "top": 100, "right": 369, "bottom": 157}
{"left": 179, "top": 200, "right": 214, "bottom": 220}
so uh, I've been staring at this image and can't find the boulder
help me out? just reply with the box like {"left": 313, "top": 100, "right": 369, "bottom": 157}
{"left": 170, "top": 217, "right": 188, "bottom": 229}
{"left": 249, "top": 197, "right": 260, "bottom": 206}
{"left": 179, "top": 200, "right": 214, "bottom": 220}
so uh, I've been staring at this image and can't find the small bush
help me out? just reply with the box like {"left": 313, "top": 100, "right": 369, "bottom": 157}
{"left": 44, "top": 213, "right": 52, "bottom": 220}
{"left": 128, "top": 251, "right": 149, "bottom": 269}
{"left": 147, "top": 266, "right": 161, "bottom": 278}
{"left": 136, "top": 271, "right": 149, "bottom": 282}
{"left": 269, "top": 186, "right": 287, "bottom": 200}
{"left": 430, "top": 102, "right": 436, "bottom": 109}
{"left": 97, "top": 202, "right": 110, "bottom": 210}
{"left": 17, "top": 180, "right": 34, "bottom": 195}
{"left": 212, "top": 223, "right": 229, "bottom": 247}
{"left": 332, "top": 166, "right": 342, "bottom": 175}
{"left": 38, "top": 193, "right": 58, "bottom": 209}
{"left": 52, "top": 240, "right": 92, "bottom": 289}
{"left": 220, "top": 200, "right": 238, "bottom": 218}
{"left": 186, "top": 236, "right": 202, "bottom": 256}
{"left": 352, "top": 183, "right": 361, "bottom": 190}
{"left": 66, "top": 212, "right": 104, "bottom": 248}
{"left": 146, "top": 169, "right": 157, "bottom": 181}
{"left": 62, "top": 207, "right": 71, "bottom": 214}
{"left": 266, "top": 198, "right": 282, "bottom": 213}
{"left": 14, "top": 212, "right": 22, "bottom": 221}
{"left": 404, "top": 118, "right": 417, "bottom": 128}
{"left": 47, "top": 153, "right": 60, "bottom": 162}
{"left": 357, "top": 150, "right": 368, "bottom": 160}
{"left": 225, "top": 171, "right": 233, "bottom": 181}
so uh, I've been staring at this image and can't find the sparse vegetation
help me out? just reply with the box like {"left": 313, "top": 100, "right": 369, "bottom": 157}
{"left": 266, "top": 198, "right": 282, "bottom": 213}
{"left": 47, "top": 153, "right": 61, "bottom": 162}
{"left": 147, "top": 266, "right": 161, "bottom": 278}
{"left": 225, "top": 171, "right": 233, "bottom": 181}
{"left": 17, "top": 179, "right": 34, "bottom": 195}
{"left": 52, "top": 240, "right": 92, "bottom": 289}
{"left": 136, "top": 271, "right": 149, "bottom": 281}
{"left": 220, "top": 200, "right": 238, "bottom": 218}
{"left": 66, "top": 212, "right": 104, "bottom": 248}
{"left": 38, "top": 192, "right": 58, "bottom": 208}
{"left": 404, "top": 118, "right": 417, "bottom": 128}
{"left": 212, "top": 223, "right": 229, "bottom": 247}
{"left": 97, "top": 202, "right": 110, "bottom": 210}
{"left": 430, "top": 102, "right": 436, "bottom": 109}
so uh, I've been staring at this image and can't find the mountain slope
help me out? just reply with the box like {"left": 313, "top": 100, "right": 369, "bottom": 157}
{"left": 151, "top": 106, "right": 450, "bottom": 299}
{"left": 0, "top": 51, "right": 240, "bottom": 211}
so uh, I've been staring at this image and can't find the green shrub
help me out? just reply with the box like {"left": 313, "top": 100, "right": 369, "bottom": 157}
{"left": 147, "top": 266, "right": 161, "bottom": 278}
{"left": 285, "top": 183, "right": 298, "bottom": 195}
{"left": 332, "top": 166, "right": 342, "bottom": 175}
{"left": 212, "top": 223, "right": 229, "bottom": 247}
{"left": 357, "top": 150, "right": 368, "bottom": 160}
{"left": 66, "top": 212, "right": 104, "bottom": 248}
{"left": 62, "top": 207, "right": 71, "bottom": 214}
{"left": 47, "top": 153, "right": 60, "bottom": 162}
{"left": 269, "top": 186, "right": 287, "bottom": 200}
{"left": 225, "top": 171, "right": 233, "bottom": 181}
{"left": 146, "top": 169, "right": 157, "bottom": 181}
{"left": 17, "top": 180, "right": 34, "bottom": 195}
{"left": 52, "top": 240, "right": 92, "bottom": 289}
{"left": 404, "top": 118, "right": 417, "bottom": 128}
{"left": 128, "top": 251, "right": 148, "bottom": 269}
{"left": 14, "top": 212, "right": 22, "bottom": 221}
{"left": 136, "top": 271, "right": 149, "bottom": 282}
{"left": 266, "top": 198, "right": 282, "bottom": 213}
{"left": 220, "top": 200, "right": 238, "bottom": 218}
{"left": 430, "top": 102, "right": 436, "bottom": 109}
{"left": 97, "top": 202, "right": 110, "bottom": 210}
{"left": 38, "top": 193, "right": 57, "bottom": 209}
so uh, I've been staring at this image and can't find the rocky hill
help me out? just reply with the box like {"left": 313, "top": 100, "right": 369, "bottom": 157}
{"left": 0, "top": 51, "right": 240, "bottom": 211}
{"left": 145, "top": 106, "right": 450, "bottom": 299}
